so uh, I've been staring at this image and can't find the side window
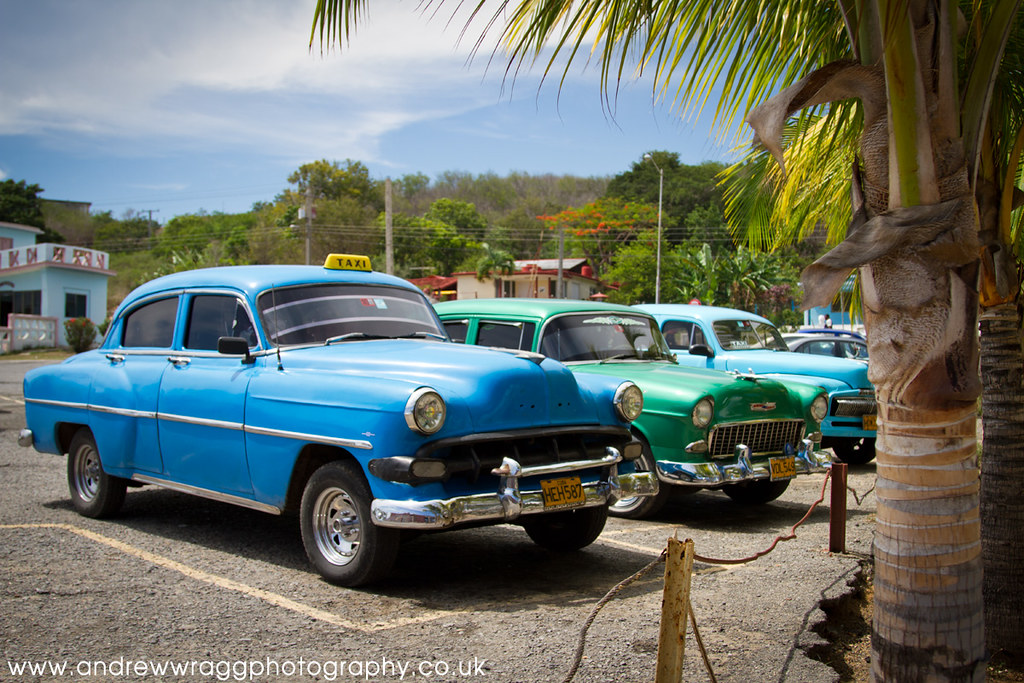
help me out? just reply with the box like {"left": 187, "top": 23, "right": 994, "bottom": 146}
{"left": 122, "top": 298, "right": 179, "bottom": 348}
{"left": 443, "top": 320, "right": 468, "bottom": 343}
{"left": 477, "top": 321, "right": 535, "bottom": 351}
{"left": 186, "top": 295, "right": 256, "bottom": 350}
{"left": 662, "top": 321, "right": 694, "bottom": 350}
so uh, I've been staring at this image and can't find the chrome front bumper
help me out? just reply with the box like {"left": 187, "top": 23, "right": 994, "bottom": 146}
{"left": 657, "top": 439, "right": 832, "bottom": 487}
{"left": 370, "top": 449, "right": 659, "bottom": 530}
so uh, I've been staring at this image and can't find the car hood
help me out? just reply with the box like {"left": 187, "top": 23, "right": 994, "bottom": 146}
{"left": 271, "top": 339, "right": 618, "bottom": 430}
{"left": 716, "top": 350, "right": 871, "bottom": 391}
{"left": 570, "top": 361, "right": 805, "bottom": 423}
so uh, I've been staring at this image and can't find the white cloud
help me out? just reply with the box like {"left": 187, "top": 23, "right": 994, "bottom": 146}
{"left": 0, "top": 0, "right": 520, "bottom": 159}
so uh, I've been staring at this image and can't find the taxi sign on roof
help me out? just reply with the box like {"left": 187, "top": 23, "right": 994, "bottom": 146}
{"left": 324, "top": 254, "right": 372, "bottom": 271}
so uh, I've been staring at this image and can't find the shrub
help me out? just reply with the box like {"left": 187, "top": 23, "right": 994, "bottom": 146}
{"left": 64, "top": 317, "right": 97, "bottom": 354}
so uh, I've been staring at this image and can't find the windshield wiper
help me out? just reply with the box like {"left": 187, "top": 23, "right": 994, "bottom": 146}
{"left": 395, "top": 331, "right": 447, "bottom": 341}
{"left": 324, "top": 333, "right": 391, "bottom": 345}
{"left": 599, "top": 353, "right": 638, "bottom": 363}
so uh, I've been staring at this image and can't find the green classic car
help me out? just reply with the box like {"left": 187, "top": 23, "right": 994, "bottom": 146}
{"left": 435, "top": 299, "right": 832, "bottom": 518}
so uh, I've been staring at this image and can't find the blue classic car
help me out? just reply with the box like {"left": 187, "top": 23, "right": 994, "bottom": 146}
{"left": 20, "top": 255, "right": 654, "bottom": 586}
{"left": 636, "top": 304, "right": 877, "bottom": 464}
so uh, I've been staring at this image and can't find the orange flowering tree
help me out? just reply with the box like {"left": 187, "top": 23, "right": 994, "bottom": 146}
{"left": 537, "top": 197, "right": 657, "bottom": 277}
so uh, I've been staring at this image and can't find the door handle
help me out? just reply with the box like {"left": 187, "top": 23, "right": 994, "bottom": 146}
{"left": 104, "top": 353, "right": 125, "bottom": 365}
{"left": 167, "top": 356, "right": 191, "bottom": 367}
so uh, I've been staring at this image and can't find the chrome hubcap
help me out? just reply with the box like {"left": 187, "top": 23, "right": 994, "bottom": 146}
{"left": 312, "top": 487, "right": 361, "bottom": 566}
{"left": 73, "top": 447, "right": 101, "bottom": 502}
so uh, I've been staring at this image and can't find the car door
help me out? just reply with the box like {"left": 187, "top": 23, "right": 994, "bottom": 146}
{"left": 156, "top": 293, "right": 257, "bottom": 496}
{"left": 88, "top": 295, "right": 180, "bottom": 474}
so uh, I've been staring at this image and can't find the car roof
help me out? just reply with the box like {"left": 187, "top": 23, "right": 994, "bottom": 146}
{"left": 435, "top": 298, "right": 649, "bottom": 320}
{"left": 123, "top": 264, "right": 418, "bottom": 303}
{"left": 796, "top": 327, "right": 866, "bottom": 340}
{"left": 634, "top": 303, "right": 773, "bottom": 326}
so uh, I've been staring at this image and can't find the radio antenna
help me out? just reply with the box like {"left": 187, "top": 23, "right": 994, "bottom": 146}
{"left": 271, "top": 285, "right": 284, "bottom": 371}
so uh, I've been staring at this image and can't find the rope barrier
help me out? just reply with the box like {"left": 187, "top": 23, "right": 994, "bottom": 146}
{"left": 562, "top": 468, "right": 845, "bottom": 682}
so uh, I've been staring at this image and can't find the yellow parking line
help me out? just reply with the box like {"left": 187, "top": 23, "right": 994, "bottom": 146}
{"left": 1, "top": 523, "right": 457, "bottom": 632}
{"left": 0, "top": 394, "right": 25, "bottom": 405}
{"left": 597, "top": 535, "right": 664, "bottom": 556}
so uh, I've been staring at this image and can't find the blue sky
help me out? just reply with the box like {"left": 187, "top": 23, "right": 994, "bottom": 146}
{"left": 1, "top": 1, "right": 739, "bottom": 223}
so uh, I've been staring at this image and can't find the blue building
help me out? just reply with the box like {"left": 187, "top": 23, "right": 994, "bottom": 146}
{"left": 0, "top": 221, "right": 113, "bottom": 350}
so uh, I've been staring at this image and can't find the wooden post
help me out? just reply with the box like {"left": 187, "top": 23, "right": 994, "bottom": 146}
{"left": 656, "top": 537, "right": 695, "bottom": 683}
{"left": 829, "top": 462, "right": 847, "bottom": 553}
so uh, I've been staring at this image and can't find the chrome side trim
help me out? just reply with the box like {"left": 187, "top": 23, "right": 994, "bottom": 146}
{"left": 657, "top": 439, "right": 833, "bottom": 487}
{"left": 25, "top": 398, "right": 90, "bottom": 410}
{"left": 157, "top": 412, "right": 243, "bottom": 431}
{"left": 88, "top": 404, "right": 157, "bottom": 419}
{"left": 131, "top": 473, "right": 282, "bottom": 515}
{"left": 243, "top": 424, "right": 373, "bottom": 450}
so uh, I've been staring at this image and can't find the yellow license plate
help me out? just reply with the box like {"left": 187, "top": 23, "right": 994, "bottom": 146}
{"left": 769, "top": 456, "right": 796, "bottom": 481}
{"left": 863, "top": 414, "right": 877, "bottom": 430}
{"left": 541, "top": 476, "right": 585, "bottom": 508}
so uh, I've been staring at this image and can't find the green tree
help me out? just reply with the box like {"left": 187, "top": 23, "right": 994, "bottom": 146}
{"left": 424, "top": 198, "right": 488, "bottom": 239}
{"left": 282, "top": 159, "right": 383, "bottom": 212}
{"left": 474, "top": 241, "right": 515, "bottom": 281}
{"left": 0, "top": 179, "right": 64, "bottom": 242}
{"left": 606, "top": 153, "right": 726, "bottom": 243}
{"left": 312, "top": 1, "right": 1024, "bottom": 677}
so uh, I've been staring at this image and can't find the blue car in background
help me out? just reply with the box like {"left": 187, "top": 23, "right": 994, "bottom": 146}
{"left": 636, "top": 304, "right": 877, "bottom": 464}
{"left": 20, "top": 255, "right": 653, "bottom": 586}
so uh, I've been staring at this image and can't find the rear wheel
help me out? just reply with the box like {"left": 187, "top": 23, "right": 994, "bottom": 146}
{"left": 522, "top": 505, "right": 607, "bottom": 551}
{"left": 66, "top": 429, "right": 127, "bottom": 518}
{"left": 609, "top": 441, "right": 671, "bottom": 520}
{"left": 300, "top": 461, "right": 400, "bottom": 586}
{"left": 828, "top": 437, "right": 876, "bottom": 465}
{"left": 723, "top": 479, "right": 791, "bottom": 505}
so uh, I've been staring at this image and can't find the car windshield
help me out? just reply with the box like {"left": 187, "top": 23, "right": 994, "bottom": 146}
{"left": 712, "top": 318, "right": 789, "bottom": 351}
{"left": 257, "top": 284, "right": 444, "bottom": 346}
{"left": 539, "top": 313, "right": 674, "bottom": 363}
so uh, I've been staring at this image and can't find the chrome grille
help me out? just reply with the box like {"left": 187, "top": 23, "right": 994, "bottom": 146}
{"left": 707, "top": 420, "right": 805, "bottom": 458}
{"left": 831, "top": 397, "right": 877, "bottom": 417}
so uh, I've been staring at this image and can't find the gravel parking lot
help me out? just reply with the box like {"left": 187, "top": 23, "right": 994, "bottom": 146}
{"left": 0, "top": 359, "right": 877, "bottom": 683}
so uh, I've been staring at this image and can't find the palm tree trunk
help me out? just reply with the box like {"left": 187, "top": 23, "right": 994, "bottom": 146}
{"left": 871, "top": 401, "right": 985, "bottom": 681}
{"left": 979, "top": 303, "right": 1024, "bottom": 658}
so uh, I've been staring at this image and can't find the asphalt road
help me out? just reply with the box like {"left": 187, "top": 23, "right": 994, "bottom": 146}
{"left": 0, "top": 359, "right": 877, "bottom": 683}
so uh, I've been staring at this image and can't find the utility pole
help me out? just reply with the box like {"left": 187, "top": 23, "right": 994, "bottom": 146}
{"left": 385, "top": 178, "right": 394, "bottom": 275}
{"left": 304, "top": 186, "right": 313, "bottom": 265}
{"left": 140, "top": 209, "right": 159, "bottom": 246}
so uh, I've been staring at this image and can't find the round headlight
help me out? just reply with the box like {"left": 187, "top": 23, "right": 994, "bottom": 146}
{"left": 811, "top": 394, "right": 828, "bottom": 422}
{"left": 614, "top": 382, "right": 644, "bottom": 422}
{"left": 405, "top": 388, "right": 446, "bottom": 435}
{"left": 692, "top": 397, "right": 714, "bottom": 429}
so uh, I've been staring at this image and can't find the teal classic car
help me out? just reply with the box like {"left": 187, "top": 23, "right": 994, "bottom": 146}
{"left": 20, "top": 255, "right": 654, "bottom": 586}
{"left": 636, "top": 304, "right": 877, "bottom": 464}
{"left": 434, "top": 299, "right": 831, "bottom": 519}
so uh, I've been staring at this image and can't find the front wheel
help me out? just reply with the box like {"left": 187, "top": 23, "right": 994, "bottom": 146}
{"left": 827, "top": 437, "right": 876, "bottom": 465}
{"left": 723, "top": 479, "right": 791, "bottom": 505}
{"left": 299, "top": 461, "right": 400, "bottom": 587}
{"left": 609, "top": 442, "right": 670, "bottom": 520}
{"left": 522, "top": 505, "right": 607, "bottom": 551}
{"left": 67, "top": 429, "right": 127, "bottom": 518}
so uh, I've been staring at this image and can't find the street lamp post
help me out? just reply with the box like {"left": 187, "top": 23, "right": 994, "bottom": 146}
{"left": 644, "top": 153, "right": 664, "bottom": 304}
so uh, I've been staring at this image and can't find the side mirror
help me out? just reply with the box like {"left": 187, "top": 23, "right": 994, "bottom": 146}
{"left": 689, "top": 343, "right": 714, "bottom": 358}
{"left": 218, "top": 336, "right": 255, "bottom": 364}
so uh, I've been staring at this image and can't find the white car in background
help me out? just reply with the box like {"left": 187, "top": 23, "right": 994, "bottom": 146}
{"left": 782, "top": 328, "right": 868, "bottom": 362}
